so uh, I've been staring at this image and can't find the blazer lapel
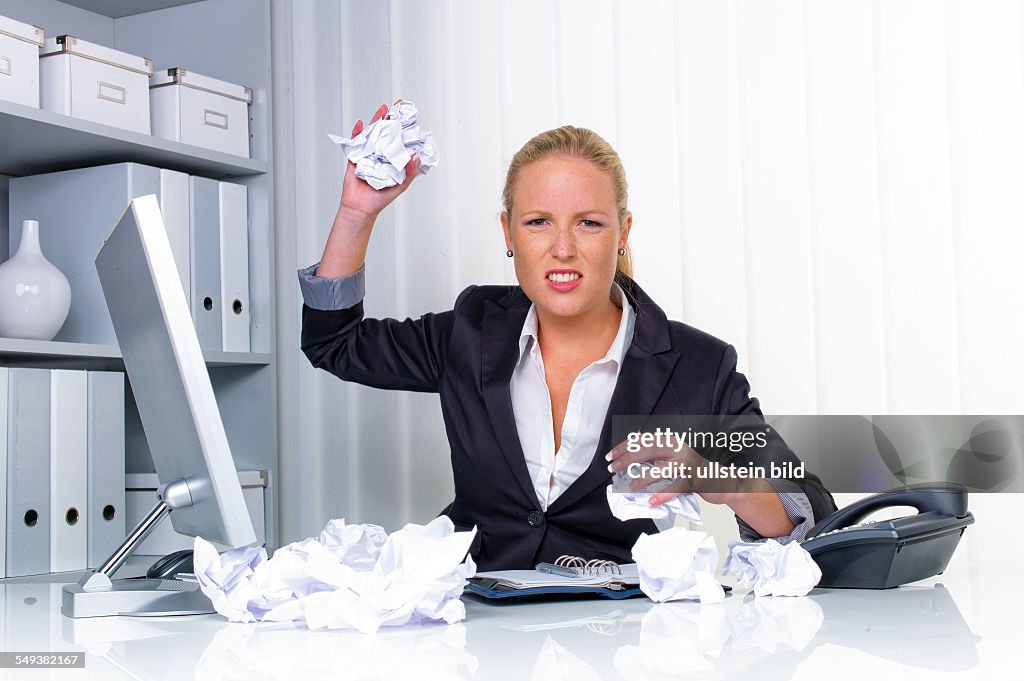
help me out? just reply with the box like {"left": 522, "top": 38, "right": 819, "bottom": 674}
{"left": 481, "top": 290, "right": 542, "bottom": 508}
{"left": 546, "top": 278, "right": 681, "bottom": 515}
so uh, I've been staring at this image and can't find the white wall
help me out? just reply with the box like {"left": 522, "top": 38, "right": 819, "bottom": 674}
{"left": 271, "top": 0, "right": 1024, "bottom": 580}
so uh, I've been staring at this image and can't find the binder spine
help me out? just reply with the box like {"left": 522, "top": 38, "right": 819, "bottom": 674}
{"left": 218, "top": 180, "right": 250, "bottom": 352}
{"left": 5, "top": 368, "right": 51, "bottom": 577}
{"left": 189, "top": 176, "right": 222, "bottom": 351}
{"left": 86, "top": 371, "right": 125, "bottom": 568}
{"left": 50, "top": 369, "right": 89, "bottom": 573}
{"left": 1, "top": 368, "right": 8, "bottom": 579}
{"left": 159, "top": 168, "right": 191, "bottom": 305}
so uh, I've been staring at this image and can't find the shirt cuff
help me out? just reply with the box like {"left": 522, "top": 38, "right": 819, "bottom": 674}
{"left": 737, "top": 480, "right": 815, "bottom": 544}
{"left": 297, "top": 262, "right": 366, "bottom": 311}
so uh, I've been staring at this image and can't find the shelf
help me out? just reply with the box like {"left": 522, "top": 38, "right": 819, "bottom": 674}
{"left": 0, "top": 99, "right": 265, "bottom": 179}
{"left": 0, "top": 0, "right": 279, "bottom": 550}
{"left": 44, "top": 0, "right": 204, "bottom": 20}
{"left": 0, "top": 337, "right": 270, "bottom": 370}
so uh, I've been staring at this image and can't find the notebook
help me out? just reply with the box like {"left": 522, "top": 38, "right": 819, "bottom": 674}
{"left": 465, "top": 556, "right": 645, "bottom": 601}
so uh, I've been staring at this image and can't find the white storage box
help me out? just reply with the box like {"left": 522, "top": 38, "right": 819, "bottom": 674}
{"left": 125, "top": 470, "right": 267, "bottom": 556}
{"left": 0, "top": 14, "right": 44, "bottom": 107}
{"left": 150, "top": 67, "right": 252, "bottom": 157}
{"left": 39, "top": 35, "right": 153, "bottom": 134}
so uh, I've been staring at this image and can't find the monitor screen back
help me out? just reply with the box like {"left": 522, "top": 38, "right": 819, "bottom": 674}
{"left": 95, "top": 194, "right": 256, "bottom": 548}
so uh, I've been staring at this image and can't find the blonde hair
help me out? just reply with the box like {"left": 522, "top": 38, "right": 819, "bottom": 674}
{"left": 502, "top": 125, "right": 633, "bottom": 280}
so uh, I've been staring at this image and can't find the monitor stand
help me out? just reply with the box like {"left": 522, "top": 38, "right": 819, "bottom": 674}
{"left": 62, "top": 478, "right": 216, "bottom": 618}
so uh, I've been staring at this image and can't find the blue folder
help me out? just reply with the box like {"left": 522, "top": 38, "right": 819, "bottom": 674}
{"left": 465, "top": 577, "right": 647, "bottom": 601}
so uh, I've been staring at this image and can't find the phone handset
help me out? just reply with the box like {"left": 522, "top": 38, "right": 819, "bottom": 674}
{"left": 805, "top": 482, "right": 969, "bottom": 539}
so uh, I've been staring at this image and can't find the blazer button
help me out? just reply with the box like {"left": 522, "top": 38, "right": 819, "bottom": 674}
{"left": 527, "top": 510, "right": 545, "bottom": 528}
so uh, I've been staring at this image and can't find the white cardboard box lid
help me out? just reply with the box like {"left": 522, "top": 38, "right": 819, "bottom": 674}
{"left": 150, "top": 67, "right": 252, "bottom": 104}
{"left": 126, "top": 470, "right": 268, "bottom": 490}
{"left": 40, "top": 35, "right": 153, "bottom": 76}
{"left": 0, "top": 13, "right": 44, "bottom": 46}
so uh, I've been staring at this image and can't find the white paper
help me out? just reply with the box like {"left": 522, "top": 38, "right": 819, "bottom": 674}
{"left": 629, "top": 528, "right": 725, "bottom": 604}
{"left": 606, "top": 484, "right": 701, "bottom": 526}
{"left": 328, "top": 100, "right": 439, "bottom": 189}
{"left": 723, "top": 539, "right": 822, "bottom": 597}
{"left": 193, "top": 516, "right": 476, "bottom": 633}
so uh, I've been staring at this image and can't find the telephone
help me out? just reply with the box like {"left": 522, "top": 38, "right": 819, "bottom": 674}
{"left": 801, "top": 482, "right": 974, "bottom": 589}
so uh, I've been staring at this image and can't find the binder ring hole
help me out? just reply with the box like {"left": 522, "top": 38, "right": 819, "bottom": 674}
{"left": 103, "top": 504, "right": 116, "bottom": 521}
{"left": 24, "top": 509, "right": 38, "bottom": 527}
{"left": 66, "top": 508, "right": 79, "bottom": 526}
{"left": 233, "top": 299, "right": 243, "bottom": 315}
{"left": 204, "top": 296, "right": 214, "bottom": 311}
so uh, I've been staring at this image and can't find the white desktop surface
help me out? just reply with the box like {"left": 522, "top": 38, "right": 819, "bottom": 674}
{"left": 0, "top": 554, "right": 1011, "bottom": 681}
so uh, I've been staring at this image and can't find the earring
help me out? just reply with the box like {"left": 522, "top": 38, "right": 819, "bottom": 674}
{"left": 506, "top": 249, "right": 513, "bottom": 258}
{"left": 618, "top": 247, "right": 626, "bottom": 257}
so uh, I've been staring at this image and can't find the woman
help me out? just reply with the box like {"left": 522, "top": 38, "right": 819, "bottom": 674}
{"left": 299, "top": 104, "right": 836, "bottom": 570}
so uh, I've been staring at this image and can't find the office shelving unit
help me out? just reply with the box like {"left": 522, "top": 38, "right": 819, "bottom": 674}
{"left": 0, "top": 0, "right": 277, "bottom": 552}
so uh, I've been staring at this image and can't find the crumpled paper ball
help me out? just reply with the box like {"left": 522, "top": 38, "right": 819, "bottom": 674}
{"left": 606, "top": 485, "right": 702, "bottom": 525}
{"left": 722, "top": 538, "right": 822, "bottom": 597}
{"left": 328, "top": 100, "right": 439, "bottom": 189}
{"left": 192, "top": 515, "right": 476, "bottom": 633}
{"left": 630, "top": 528, "right": 726, "bottom": 604}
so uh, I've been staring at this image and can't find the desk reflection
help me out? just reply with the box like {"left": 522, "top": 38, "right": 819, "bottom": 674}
{"left": 0, "top": 579, "right": 979, "bottom": 681}
{"left": 474, "top": 585, "right": 978, "bottom": 681}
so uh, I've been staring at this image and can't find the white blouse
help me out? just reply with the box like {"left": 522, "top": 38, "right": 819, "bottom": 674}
{"left": 510, "top": 284, "right": 635, "bottom": 511}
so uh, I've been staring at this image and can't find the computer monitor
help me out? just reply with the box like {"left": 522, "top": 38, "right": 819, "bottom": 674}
{"left": 62, "top": 195, "right": 256, "bottom": 618}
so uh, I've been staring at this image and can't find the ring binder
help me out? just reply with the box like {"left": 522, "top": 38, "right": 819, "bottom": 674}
{"left": 539, "top": 555, "right": 624, "bottom": 576}
{"left": 466, "top": 557, "right": 733, "bottom": 602}
{"left": 466, "top": 557, "right": 645, "bottom": 601}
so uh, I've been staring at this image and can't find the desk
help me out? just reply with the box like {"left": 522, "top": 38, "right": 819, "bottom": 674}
{"left": 0, "top": 556, "right": 1011, "bottom": 680}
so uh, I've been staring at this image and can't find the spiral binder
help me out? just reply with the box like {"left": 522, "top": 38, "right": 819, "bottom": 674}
{"left": 466, "top": 557, "right": 644, "bottom": 601}
{"left": 536, "top": 555, "right": 624, "bottom": 577}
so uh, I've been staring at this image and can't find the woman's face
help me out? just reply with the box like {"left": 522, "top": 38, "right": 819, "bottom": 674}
{"left": 502, "top": 155, "right": 631, "bottom": 320}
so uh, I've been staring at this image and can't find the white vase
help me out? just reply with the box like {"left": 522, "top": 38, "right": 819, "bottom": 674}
{"left": 0, "top": 220, "right": 72, "bottom": 341}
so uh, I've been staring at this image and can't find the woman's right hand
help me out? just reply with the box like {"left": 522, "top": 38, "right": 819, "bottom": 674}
{"left": 317, "top": 102, "right": 421, "bottom": 279}
{"left": 337, "top": 101, "right": 422, "bottom": 221}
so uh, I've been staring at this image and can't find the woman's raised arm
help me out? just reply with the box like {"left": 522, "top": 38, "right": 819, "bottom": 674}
{"left": 316, "top": 102, "right": 421, "bottom": 279}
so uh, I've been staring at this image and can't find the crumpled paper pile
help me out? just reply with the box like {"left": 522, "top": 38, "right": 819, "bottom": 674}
{"left": 192, "top": 515, "right": 476, "bottom": 633}
{"left": 630, "top": 528, "right": 726, "bottom": 604}
{"left": 608, "top": 472, "right": 822, "bottom": 601}
{"left": 328, "top": 100, "right": 439, "bottom": 189}
{"left": 723, "top": 538, "right": 822, "bottom": 597}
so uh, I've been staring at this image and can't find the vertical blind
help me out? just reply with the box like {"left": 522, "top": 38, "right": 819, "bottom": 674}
{"left": 272, "top": 0, "right": 1024, "bottom": 544}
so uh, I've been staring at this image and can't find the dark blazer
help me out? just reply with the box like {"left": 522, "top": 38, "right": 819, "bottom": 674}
{"left": 301, "top": 274, "right": 837, "bottom": 571}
